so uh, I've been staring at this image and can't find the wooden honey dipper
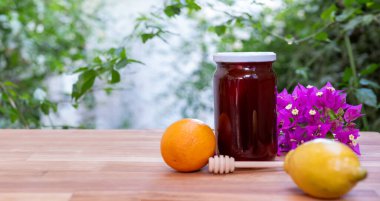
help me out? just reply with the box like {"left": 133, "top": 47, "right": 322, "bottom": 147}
{"left": 208, "top": 155, "right": 284, "bottom": 174}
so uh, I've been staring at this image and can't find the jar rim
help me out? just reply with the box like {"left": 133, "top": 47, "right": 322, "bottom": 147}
{"left": 213, "top": 52, "right": 276, "bottom": 63}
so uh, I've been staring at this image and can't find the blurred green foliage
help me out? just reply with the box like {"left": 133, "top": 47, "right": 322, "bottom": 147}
{"left": 0, "top": 0, "right": 90, "bottom": 128}
{"left": 0, "top": 0, "right": 138, "bottom": 128}
{"left": 1, "top": 0, "right": 379, "bottom": 130}
{"left": 136, "top": 0, "right": 380, "bottom": 131}
{"left": 71, "top": 47, "right": 142, "bottom": 103}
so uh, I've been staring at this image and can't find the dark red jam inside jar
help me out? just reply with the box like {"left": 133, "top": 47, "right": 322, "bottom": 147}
{"left": 213, "top": 52, "right": 277, "bottom": 161}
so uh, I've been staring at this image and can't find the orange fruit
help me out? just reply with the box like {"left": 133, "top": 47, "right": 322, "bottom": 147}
{"left": 160, "top": 118, "right": 216, "bottom": 172}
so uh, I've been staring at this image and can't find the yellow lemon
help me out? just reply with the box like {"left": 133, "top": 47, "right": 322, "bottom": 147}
{"left": 284, "top": 139, "right": 367, "bottom": 199}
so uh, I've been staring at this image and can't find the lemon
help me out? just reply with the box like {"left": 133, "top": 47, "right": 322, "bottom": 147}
{"left": 284, "top": 139, "right": 367, "bottom": 199}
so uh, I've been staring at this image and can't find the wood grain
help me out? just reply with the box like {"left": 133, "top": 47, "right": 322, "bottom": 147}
{"left": 0, "top": 130, "right": 379, "bottom": 201}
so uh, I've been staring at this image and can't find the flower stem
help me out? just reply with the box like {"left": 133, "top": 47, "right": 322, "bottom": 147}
{"left": 361, "top": 106, "right": 369, "bottom": 130}
{"left": 344, "top": 34, "right": 358, "bottom": 87}
{"left": 344, "top": 34, "right": 369, "bottom": 130}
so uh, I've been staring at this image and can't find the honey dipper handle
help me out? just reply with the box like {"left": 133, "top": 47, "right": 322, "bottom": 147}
{"left": 234, "top": 161, "right": 284, "bottom": 168}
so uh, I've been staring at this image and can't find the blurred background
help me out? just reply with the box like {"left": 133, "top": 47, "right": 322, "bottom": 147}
{"left": 0, "top": 0, "right": 379, "bottom": 130}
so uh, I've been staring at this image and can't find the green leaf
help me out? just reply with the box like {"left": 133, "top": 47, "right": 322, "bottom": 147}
{"left": 115, "top": 58, "right": 144, "bottom": 69}
{"left": 9, "top": 109, "right": 18, "bottom": 123}
{"left": 3, "top": 81, "right": 17, "bottom": 87}
{"left": 214, "top": 25, "right": 227, "bottom": 36}
{"left": 220, "top": 0, "right": 235, "bottom": 6}
{"left": 116, "top": 59, "right": 128, "bottom": 69}
{"left": 72, "top": 103, "right": 79, "bottom": 109}
{"left": 343, "top": 0, "right": 356, "bottom": 6}
{"left": 73, "top": 67, "right": 88, "bottom": 73}
{"left": 120, "top": 49, "right": 127, "bottom": 59}
{"left": 360, "top": 63, "right": 379, "bottom": 75}
{"left": 109, "top": 69, "right": 120, "bottom": 84}
{"left": 358, "top": 0, "right": 372, "bottom": 3}
{"left": 290, "top": 118, "right": 294, "bottom": 123}
{"left": 104, "top": 87, "right": 113, "bottom": 95}
{"left": 362, "top": 14, "right": 374, "bottom": 25}
{"left": 115, "top": 47, "right": 126, "bottom": 59}
{"left": 101, "top": 61, "right": 113, "bottom": 70}
{"left": 314, "top": 32, "right": 329, "bottom": 41}
{"left": 355, "top": 88, "right": 378, "bottom": 107}
{"left": 127, "top": 59, "right": 144, "bottom": 65}
{"left": 72, "top": 85, "right": 79, "bottom": 100}
{"left": 321, "top": 4, "right": 336, "bottom": 21}
{"left": 51, "top": 102, "right": 58, "bottom": 112}
{"left": 327, "top": 109, "right": 337, "bottom": 120}
{"left": 325, "top": 132, "right": 335, "bottom": 139}
{"left": 62, "top": 125, "right": 70, "bottom": 129}
{"left": 40, "top": 101, "right": 57, "bottom": 115}
{"left": 336, "top": 8, "right": 356, "bottom": 22}
{"left": 252, "top": 22, "right": 262, "bottom": 30}
{"left": 141, "top": 33, "right": 156, "bottom": 43}
{"left": 1, "top": 93, "right": 8, "bottom": 102}
{"left": 359, "top": 78, "right": 380, "bottom": 89}
{"left": 108, "top": 48, "right": 116, "bottom": 55}
{"left": 8, "top": 88, "right": 16, "bottom": 97}
{"left": 343, "top": 67, "right": 352, "bottom": 83}
{"left": 164, "top": 5, "right": 181, "bottom": 17}
{"left": 72, "top": 70, "right": 97, "bottom": 101}
{"left": 94, "top": 56, "right": 102, "bottom": 64}
{"left": 40, "top": 101, "right": 50, "bottom": 115}
{"left": 185, "top": 0, "right": 201, "bottom": 11}
{"left": 343, "top": 17, "right": 362, "bottom": 32}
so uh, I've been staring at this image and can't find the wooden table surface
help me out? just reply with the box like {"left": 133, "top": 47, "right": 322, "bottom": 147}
{"left": 0, "top": 130, "right": 379, "bottom": 201}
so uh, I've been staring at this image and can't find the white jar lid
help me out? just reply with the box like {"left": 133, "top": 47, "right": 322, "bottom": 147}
{"left": 213, "top": 52, "right": 276, "bottom": 63}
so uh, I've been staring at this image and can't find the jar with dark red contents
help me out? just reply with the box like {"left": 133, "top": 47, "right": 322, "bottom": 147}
{"left": 213, "top": 52, "right": 277, "bottom": 161}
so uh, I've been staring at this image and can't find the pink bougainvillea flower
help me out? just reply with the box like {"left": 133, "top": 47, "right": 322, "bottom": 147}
{"left": 277, "top": 88, "right": 293, "bottom": 109}
{"left": 334, "top": 127, "right": 361, "bottom": 155}
{"left": 305, "top": 123, "right": 332, "bottom": 139}
{"left": 277, "top": 82, "right": 363, "bottom": 155}
{"left": 344, "top": 104, "right": 363, "bottom": 122}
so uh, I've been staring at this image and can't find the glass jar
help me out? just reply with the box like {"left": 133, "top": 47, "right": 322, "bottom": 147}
{"left": 213, "top": 52, "right": 277, "bottom": 161}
